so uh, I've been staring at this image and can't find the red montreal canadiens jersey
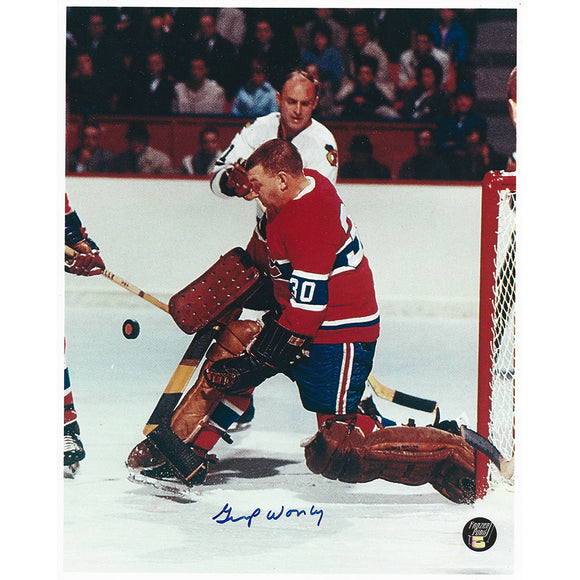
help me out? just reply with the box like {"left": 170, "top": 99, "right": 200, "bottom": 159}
{"left": 266, "top": 169, "right": 380, "bottom": 344}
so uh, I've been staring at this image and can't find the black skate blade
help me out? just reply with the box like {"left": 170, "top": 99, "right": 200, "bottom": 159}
{"left": 127, "top": 468, "right": 201, "bottom": 501}
{"left": 64, "top": 463, "right": 80, "bottom": 479}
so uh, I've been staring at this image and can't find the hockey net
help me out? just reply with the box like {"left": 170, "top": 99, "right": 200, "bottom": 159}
{"left": 476, "top": 171, "right": 516, "bottom": 498}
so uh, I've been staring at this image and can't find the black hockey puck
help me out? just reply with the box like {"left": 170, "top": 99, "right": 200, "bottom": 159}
{"left": 122, "top": 319, "right": 140, "bottom": 339}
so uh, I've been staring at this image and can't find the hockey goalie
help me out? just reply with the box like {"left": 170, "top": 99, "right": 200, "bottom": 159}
{"left": 127, "top": 139, "right": 476, "bottom": 503}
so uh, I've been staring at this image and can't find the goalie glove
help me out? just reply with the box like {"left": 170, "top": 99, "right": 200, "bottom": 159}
{"left": 205, "top": 315, "right": 311, "bottom": 394}
{"left": 220, "top": 160, "right": 253, "bottom": 198}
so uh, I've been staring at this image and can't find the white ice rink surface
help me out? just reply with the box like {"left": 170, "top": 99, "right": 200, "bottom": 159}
{"left": 63, "top": 299, "right": 514, "bottom": 576}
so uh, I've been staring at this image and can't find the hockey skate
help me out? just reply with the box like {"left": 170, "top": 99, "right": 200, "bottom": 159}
{"left": 126, "top": 438, "right": 213, "bottom": 497}
{"left": 229, "top": 397, "right": 255, "bottom": 432}
{"left": 64, "top": 423, "right": 85, "bottom": 478}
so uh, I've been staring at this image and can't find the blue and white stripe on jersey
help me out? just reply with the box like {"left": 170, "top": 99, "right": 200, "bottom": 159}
{"left": 333, "top": 232, "right": 365, "bottom": 274}
{"left": 289, "top": 269, "right": 329, "bottom": 312}
{"left": 320, "top": 309, "right": 380, "bottom": 330}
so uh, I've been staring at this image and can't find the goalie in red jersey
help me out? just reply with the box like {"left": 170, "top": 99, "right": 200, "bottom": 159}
{"left": 128, "top": 140, "right": 476, "bottom": 503}
{"left": 203, "top": 140, "right": 475, "bottom": 503}
{"left": 206, "top": 139, "right": 381, "bottom": 432}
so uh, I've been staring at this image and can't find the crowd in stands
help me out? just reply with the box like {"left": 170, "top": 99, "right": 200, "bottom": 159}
{"left": 66, "top": 6, "right": 511, "bottom": 180}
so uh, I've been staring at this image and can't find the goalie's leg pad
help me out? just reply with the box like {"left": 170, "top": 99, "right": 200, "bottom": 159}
{"left": 127, "top": 320, "right": 261, "bottom": 471}
{"left": 170, "top": 319, "right": 262, "bottom": 441}
{"left": 304, "top": 419, "right": 476, "bottom": 503}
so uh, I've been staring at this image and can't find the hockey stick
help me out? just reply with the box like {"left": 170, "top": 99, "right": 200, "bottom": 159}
{"left": 143, "top": 322, "right": 223, "bottom": 484}
{"left": 65, "top": 245, "right": 169, "bottom": 313}
{"left": 460, "top": 425, "right": 515, "bottom": 480}
{"left": 143, "top": 322, "right": 221, "bottom": 436}
{"left": 367, "top": 374, "right": 439, "bottom": 414}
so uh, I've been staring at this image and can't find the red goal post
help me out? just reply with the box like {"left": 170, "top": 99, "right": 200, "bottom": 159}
{"left": 476, "top": 170, "right": 516, "bottom": 498}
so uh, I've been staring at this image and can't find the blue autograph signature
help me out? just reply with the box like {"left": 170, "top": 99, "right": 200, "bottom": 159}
{"left": 212, "top": 503, "right": 324, "bottom": 527}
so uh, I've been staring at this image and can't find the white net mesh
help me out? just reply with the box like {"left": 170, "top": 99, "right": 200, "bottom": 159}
{"left": 487, "top": 181, "right": 516, "bottom": 489}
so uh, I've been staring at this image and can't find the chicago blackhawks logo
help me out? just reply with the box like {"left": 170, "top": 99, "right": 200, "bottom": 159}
{"left": 325, "top": 144, "right": 338, "bottom": 167}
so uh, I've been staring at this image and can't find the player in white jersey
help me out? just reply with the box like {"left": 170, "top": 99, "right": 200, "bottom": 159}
{"left": 210, "top": 69, "right": 339, "bottom": 203}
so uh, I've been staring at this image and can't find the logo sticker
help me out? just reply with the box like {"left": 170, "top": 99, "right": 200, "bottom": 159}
{"left": 462, "top": 517, "right": 497, "bottom": 552}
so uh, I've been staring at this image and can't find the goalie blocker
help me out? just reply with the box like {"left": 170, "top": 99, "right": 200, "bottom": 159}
{"left": 168, "top": 246, "right": 268, "bottom": 334}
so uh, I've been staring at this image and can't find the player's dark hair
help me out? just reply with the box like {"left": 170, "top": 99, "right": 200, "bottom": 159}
{"left": 245, "top": 139, "right": 303, "bottom": 177}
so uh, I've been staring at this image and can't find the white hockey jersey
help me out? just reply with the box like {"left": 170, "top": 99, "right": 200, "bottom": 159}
{"left": 210, "top": 112, "right": 339, "bottom": 200}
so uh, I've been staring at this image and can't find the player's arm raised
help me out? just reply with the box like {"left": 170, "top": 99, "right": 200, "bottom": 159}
{"left": 210, "top": 126, "right": 256, "bottom": 198}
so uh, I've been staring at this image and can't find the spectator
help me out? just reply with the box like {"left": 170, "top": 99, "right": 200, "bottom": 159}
{"left": 428, "top": 9, "right": 469, "bottom": 81}
{"left": 182, "top": 125, "right": 223, "bottom": 175}
{"left": 339, "top": 134, "right": 392, "bottom": 179}
{"left": 216, "top": 8, "right": 247, "bottom": 52}
{"left": 400, "top": 56, "right": 449, "bottom": 121}
{"left": 398, "top": 128, "right": 450, "bottom": 180}
{"left": 239, "top": 17, "right": 300, "bottom": 91}
{"left": 190, "top": 11, "right": 240, "bottom": 101}
{"left": 437, "top": 83, "right": 487, "bottom": 158}
{"left": 132, "top": 51, "right": 175, "bottom": 115}
{"left": 506, "top": 66, "right": 517, "bottom": 172}
{"left": 112, "top": 121, "right": 174, "bottom": 174}
{"left": 300, "top": 8, "right": 347, "bottom": 58}
{"left": 335, "top": 55, "right": 399, "bottom": 120}
{"left": 303, "top": 62, "right": 337, "bottom": 119}
{"left": 67, "top": 52, "right": 112, "bottom": 114}
{"left": 451, "top": 128, "right": 508, "bottom": 181}
{"left": 343, "top": 18, "right": 397, "bottom": 103}
{"left": 108, "top": 7, "right": 143, "bottom": 53}
{"left": 372, "top": 8, "right": 432, "bottom": 61}
{"left": 300, "top": 21, "right": 345, "bottom": 93}
{"left": 172, "top": 56, "right": 226, "bottom": 115}
{"left": 231, "top": 59, "right": 278, "bottom": 118}
{"left": 67, "top": 121, "right": 115, "bottom": 173}
{"left": 111, "top": 46, "right": 138, "bottom": 113}
{"left": 139, "top": 8, "right": 182, "bottom": 79}
{"left": 77, "top": 10, "right": 123, "bottom": 91}
{"left": 398, "top": 28, "right": 451, "bottom": 94}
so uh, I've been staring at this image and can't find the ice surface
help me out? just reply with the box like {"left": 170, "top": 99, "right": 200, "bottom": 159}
{"left": 63, "top": 299, "right": 514, "bottom": 576}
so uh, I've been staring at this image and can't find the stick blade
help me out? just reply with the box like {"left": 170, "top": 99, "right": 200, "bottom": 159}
{"left": 460, "top": 425, "right": 514, "bottom": 479}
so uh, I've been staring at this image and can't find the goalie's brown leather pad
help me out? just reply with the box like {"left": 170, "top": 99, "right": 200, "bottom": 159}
{"left": 127, "top": 320, "right": 261, "bottom": 468}
{"left": 304, "top": 420, "right": 476, "bottom": 503}
{"left": 170, "top": 320, "right": 261, "bottom": 441}
{"left": 168, "top": 247, "right": 264, "bottom": 334}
